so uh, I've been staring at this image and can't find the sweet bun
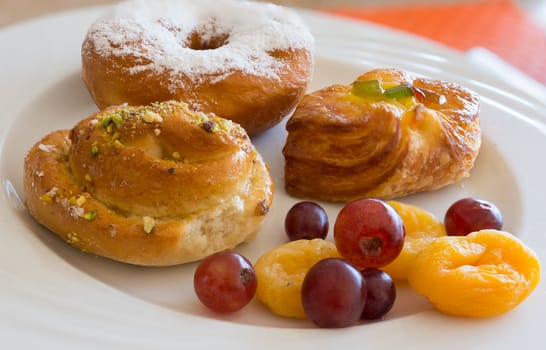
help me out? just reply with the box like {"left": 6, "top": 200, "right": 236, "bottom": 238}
{"left": 81, "top": 0, "right": 315, "bottom": 136}
{"left": 283, "top": 68, "right": 481, "bottom": 201}
{"left": 24, "top": 101, "right": 273, "bottom": 266}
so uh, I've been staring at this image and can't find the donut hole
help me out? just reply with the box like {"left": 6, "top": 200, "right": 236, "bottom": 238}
{"left": 187, "top": 31, "right": 229, "bottom": 51}
{"left": 157, "top": 18, "right": 229, "bottom": 51}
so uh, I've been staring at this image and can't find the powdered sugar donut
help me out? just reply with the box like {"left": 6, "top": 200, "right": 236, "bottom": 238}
{"left": 81, "top": 0, "right": 315, "bottom": 136}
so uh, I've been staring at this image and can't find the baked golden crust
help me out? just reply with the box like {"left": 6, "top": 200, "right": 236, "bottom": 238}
{"left": 81, "top": 44, "right": 313, "bottom": 136}
{"left": 283, "top": 68, "right": 481, "bottom": 201}
{"left": 24, "top": 101, "right": 273, "bottom": 266}
{"left": 80, "top": 0, "right": 315, "bottom": 136}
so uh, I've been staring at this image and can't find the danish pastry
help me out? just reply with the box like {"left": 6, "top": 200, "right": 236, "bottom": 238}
{"left": 283, "top": 68, "right": 481, "bottom": 201}
{"left": 24, "top": 101, "right": 273, "bottom": 266}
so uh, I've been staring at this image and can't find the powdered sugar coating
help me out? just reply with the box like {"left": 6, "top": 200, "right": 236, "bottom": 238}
{"left": 85, "top": 0, "right": 315, "bottom": 88}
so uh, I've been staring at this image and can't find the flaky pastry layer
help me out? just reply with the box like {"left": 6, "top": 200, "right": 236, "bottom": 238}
{"left": 283, "top": 68, "right": 481, "bottom": 201}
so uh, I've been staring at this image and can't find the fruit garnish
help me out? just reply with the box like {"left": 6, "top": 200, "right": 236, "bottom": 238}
{"left": 254, "top": 239, "right": 340, "bottom": 318}
{"left": 193, "top": 198, "right": 540, "bottom": 324}
{"left": 285, "top": 201, "right": 329, "bottom": 241}
{"left": 351, "top": 80, "right": 417, "bottom": 101}
{"left": 360, "top": 268, "right": 396, "bottom": 320}
{"left": 334, "top": 198, "right": 405, "bottom": 268}
{"left": 408, "top": 230, "right": 541, "bottom": 317}
{"left": 384, "top": 84, "right": 415, "bottom": 99}
{"left": 302, "top": 258, "right": 366, "bottom": 328}
{"left": 351, "top": 79, "right": 383, "bottom": 97}
{"left": 418, "top": 87, "right": 446, "bottom": 106}
{"left": 193, "top": 251, "right": 257, "bottom": 313}
{"left": 444, "top": 197, "right": 503, "bottom": 236}
{"left": 382, "top": 200, "right": 446, "bottom": 279}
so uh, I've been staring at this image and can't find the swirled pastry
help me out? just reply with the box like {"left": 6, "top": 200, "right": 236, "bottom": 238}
{"left": 283, "top": 68, "right": 481, "bottom": 202}
{"left": 24, "top": 101, "right": 273, "bottom": 266}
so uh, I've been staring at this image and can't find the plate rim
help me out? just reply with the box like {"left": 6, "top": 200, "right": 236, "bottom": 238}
{"left": 1, "top": 5, "right": 546, "bottom": 349}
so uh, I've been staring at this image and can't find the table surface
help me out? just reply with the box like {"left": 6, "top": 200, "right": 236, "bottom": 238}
{"left": 1, "top": 0, "right": 545, "bottom": 30}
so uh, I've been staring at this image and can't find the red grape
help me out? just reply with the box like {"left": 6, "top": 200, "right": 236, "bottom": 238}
{"left": 193, "top": 251, "right": 257, "bottom": 313}
{"left": 361, "top": 268, "right": 396, "bottom": 320}
{"left": 301, "top": 258, "right": 366, "bottom": 328}
{"left": 285, "top": 201, "right": 329, "bottom": 241}
{"left": 444, "top": 198, "right": 503, "bottom": 236}
{"left": 334, "top": 198, "right": 405, "bottom": 268}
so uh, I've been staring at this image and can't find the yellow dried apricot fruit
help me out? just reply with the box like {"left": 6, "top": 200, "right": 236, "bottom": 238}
{"left": 382, "top": 201, "right": 446, "bottom": 279}
{"left": 408, "top": 229, "right": 541, "bottom": 317}
{"left": 254, "top": 239, "right": 340, "bottom": 318}
{"left": 386, "top": 201, "right": 446, "bottom": 239}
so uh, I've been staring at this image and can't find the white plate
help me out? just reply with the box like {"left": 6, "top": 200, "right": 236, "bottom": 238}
{"left": 1, "top": 6, "right": 546, "bottom": 350}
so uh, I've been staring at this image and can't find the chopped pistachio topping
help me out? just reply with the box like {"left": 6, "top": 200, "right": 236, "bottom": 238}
{"left": 142, "top": 111, "right": 163, "bottom": 124}
{"left": 172, "top": 151, "right": 181, "bottom": 159}
{"left": 67, "top": 205, "right": 85, "bottom": 219}
{"left": 90, "top": 143, "right": 99, "bottom": 157}
{"left": 101, "top": 115, "right": 113, "bottom": 128}
{"left": 143, "top": 216, "right": 156, "bottom": 233}
{"left": 112, "top": 132, "right": 120, "bottom": 140}
{"left": 85, "top": 174, "right": 92, "bottom": 182}
{"left": 67, "top": 232, "right": 80, "bottom": 244}
{"left": 83, "top": 211, "right": 97, "bottom": 221}
{"left": 40, "top": 194, "right": 53, "bottom": 204}
{"left": 194, "top": 112, "right": 209, "bottom": 125}
{"left": 41, "top": 187, "right": 59, "bottom": 203}
{"left": 218, "top": 119, "right": 233, "bottom": 133}
{"left": 76, "top": 195, "right": 87, "bottom": 207}
{"left": 111, "top": 113, "right": 123, "bottom": 124}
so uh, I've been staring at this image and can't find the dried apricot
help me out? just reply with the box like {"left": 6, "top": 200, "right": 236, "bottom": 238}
{"left": 381, "top": 201, "right": 446, "bottom": 279}
{"left": 254, "top": 239, "right": 340, "bottom": 318}
{"left": 408, "top": 230, "right": 541, "bottom": 317}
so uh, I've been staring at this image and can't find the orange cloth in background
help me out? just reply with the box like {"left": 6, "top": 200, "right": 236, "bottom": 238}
{"left": 325, "top": 0, "right": 546, "bottom": 85}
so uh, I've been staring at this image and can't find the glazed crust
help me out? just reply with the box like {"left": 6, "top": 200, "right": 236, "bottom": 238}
{"left": 24, "top": 101, "right": 273, "bottom": 266}
{"left": 81, "top": 36, "right": 313, "bottom": 136}
{"left": 283, "top": 68, "right": 481, "bottom": 201}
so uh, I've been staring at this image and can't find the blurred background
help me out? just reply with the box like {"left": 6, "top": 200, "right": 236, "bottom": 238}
{"left": 1, "top": 0, "right": 545, "bottom": 84}
{"left": 0, "top": 0, "right": 544, "bottom": 29}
